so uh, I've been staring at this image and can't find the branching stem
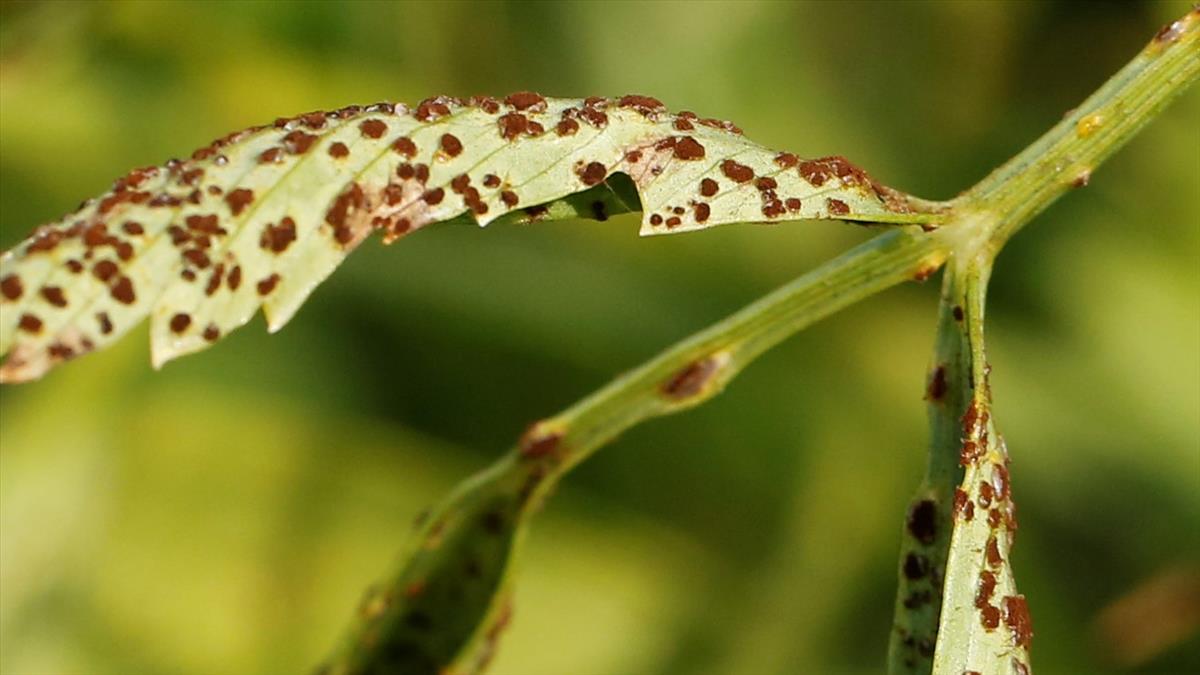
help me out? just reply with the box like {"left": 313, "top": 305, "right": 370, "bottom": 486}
{"left": 325, "top": 10, "right": 1199, "bottom": 674}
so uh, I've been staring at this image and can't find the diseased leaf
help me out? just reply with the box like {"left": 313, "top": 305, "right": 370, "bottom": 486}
{"left": 931, "top": 393, "right": 1031, "bottom": 675}
{"left": 0, "top": 93, "right": 932, "bottom": 383}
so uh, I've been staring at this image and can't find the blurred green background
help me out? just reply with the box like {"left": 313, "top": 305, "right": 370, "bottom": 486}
{"left": 1, "top": 1, "right": 1197, "bottom": 673}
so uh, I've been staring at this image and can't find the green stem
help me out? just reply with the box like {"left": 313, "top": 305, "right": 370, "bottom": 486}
{"left": 324, "top": 10, "right": 1200, "bottom": 674}
{"left": 320, "top": 226, "right": 947, "bottom": 675}
{"left": 951, "top": 8, "right": 1200, "bottom": 255}
{"left": 888, "top": 10, "right": 1200, "bottom": 674}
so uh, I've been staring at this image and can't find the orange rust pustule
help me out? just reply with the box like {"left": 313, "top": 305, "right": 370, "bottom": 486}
{"left": 1003, "top": 595, "right": 1034, "bottom": 650}
{"left": 953, "top": 488, "right": 975, "bottom": 521}
{"left": 661, "top": 356, "right": 720, "bottom": 399}
{"left": 519, "top": 428, "right": 563, "bottom": 460}
{"left": 797, "top": 155, "right": 871, "bottom": 188}
{"left": 1, "top": 274, "right": 24, "bottom": 301}
{"left": 975, "top": 570, "right": 997, "bottom": 609}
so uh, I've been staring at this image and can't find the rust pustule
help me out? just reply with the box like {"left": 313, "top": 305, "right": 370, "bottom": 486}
{"left": 225, "top": 188, "right": 254, "bottom": 215}
{"left": 577, "top": 162, "right": 607, "bottom": 186}
{"left": 1, "top": 275, "right": 23, "bottom": 301}
{"left": 661, "top": 354, "right": 722, "bottom": 399}
{"left": 975, "top": 570, "right": 997, "bottom": 609}
{"left": 519, "top": 425, "right": 564, "bottom": 460}
{"left": 505, "top": 91, "right": 546, "bottom": 112}
{"left": 1004, "top": 595, "right": 1033, "bottom": 650}
{"left": 826, "top": 198, "right": 850, "bottom": 216}
{"left": 953, "top": 488, "right": 975, "bottom": 521}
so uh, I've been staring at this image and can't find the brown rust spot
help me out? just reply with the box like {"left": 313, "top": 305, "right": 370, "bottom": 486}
{"left": 827, "top": 198, "right": 850, "bottom": 216}
{"left": 979, "top": 481, "right": 995, "bottom": 508}
{"left": 673, "top": 136, "right": 706, "bottom": 160}
{"left": 359, "top": 119, "right": 388, "bottom": 139}
{"left": 981, "top": 604, "right": 1001, "bottom": 630}
{"left": 256, "top": 273, "right": 281, "bottom": 296}
{"left": 422, "top": 188, "right": 445, "bottom": 205}
{"left": 40, "top": 286, "right": 67, "bottom": 308}
{"left": 225, "top": 188, "right": 254, "bottom": 216}
{"left": 720, "top": 159, "right": 754, "bottom": 183}
{"left": 202, "top": 324, "right": 220, "bottom": 342}
{"left": 111, "top": 276, "right": 136, "bottom": 304}
{"left": 96, "top": 312, "right": 113, "bottom": 335}
{"left": 283, "top": 130, "right": 318, "bottom": 154}
{"left": 577, "top": 161, "right": 607, "bottom": 186}
{"left": 556, "top": 117, "right": 579, "bottom": 136}
{"left": 258, "top": 147, "right": 283, "bottom": 164}
{"left": 907, "top": 499, "right": 938, "bottom": 545}
{"left": 1, "top": 275, "right": 22, "bottom": 301}
{"left": 169, "top": 313, "right": 191, "bottom": 333}
{"left": 205, "top": 264, "right": 225, "bottom": 296}
{"left": 985, "top": 535, "right": 1003, "bottom": 568}
{"left": 519, "top": 426, "right": 563, "bottom": 460}
{"left": 501, "top": 190, "right": 519, "bottom": 208}
{"left": 325, "top": 183, "right": 365, "bottom": 245}
{"left": 498, "top": 113, "right": 529, "bottom": 140}
{"left": 260, "top": 217, "right": 298, "bottom": 253}
{"left": 440, "top": 133, "right": 463, "bottom": 157}
{"left": 694, "top": 202, "right": 710, "bottom": 223}
{"left": 798, "top": 155, "right": 870, "bottom": 188}
{"left": 391, "top": 137, "right": 417, "bottom": 158}
{"left": 699, "top": 178, "right": 719, "bottom": 197}
{"left": 953, "top": 488, "right": 975, "bottom": 521}
{"left": 913, "top": 264, "right": 938, "bottom": 282}
{"left": 1003, "top": 595, "right": 1033, "bottom": 650}
{"left": 18, "top": 313, "right": 43, "bottom": 333}
{"left": 661, "top": 355, "right": 722, "bottom": 399}
{"left": 470, "top": 95, "right": 501, "bottom": 114}
{"left": 775, "top": 152, "right": 799, "bottom": 168}
{"left": 617, "top": 94, "right": 666, "bottom": 117}
{"left": 975, "top": 570, "right": 997, "bottom": 609}
{"left": 953, "top": 305, "right": 964, "bottom": 321}
{"left": 328, "top": 142, "right": 350, "bottom": 159}
{"left": 92, "top": 260, "right": 119, "bottom": 282}
{"left": 505, "top": 91, "right": 546, "bottom": 112}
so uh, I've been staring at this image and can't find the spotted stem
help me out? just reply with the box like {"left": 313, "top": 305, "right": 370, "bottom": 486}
{"left": 318, "top": 225, "right": 948, "bottom": 674}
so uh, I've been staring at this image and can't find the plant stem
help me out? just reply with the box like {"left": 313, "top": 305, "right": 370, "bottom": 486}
{"left": 951, "top": 8, "right": 1200, "bottom": 255}
{"left": 888, "top": 10, "right": 1200, "bottom": 674}
{"left": 325, "top": 10, "right": 1200, "bottom": 674}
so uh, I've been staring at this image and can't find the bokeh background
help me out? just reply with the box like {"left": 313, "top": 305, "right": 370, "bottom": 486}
{"left": 1, "top": 1, "right": 1197, "bottom": 673}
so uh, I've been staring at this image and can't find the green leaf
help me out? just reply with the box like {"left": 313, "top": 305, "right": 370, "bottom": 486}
{"left": 0, "top": 93, "right": 933, "bottom": 383}
{"left": 931, "top": 396, "right": 1031, "bottom": 675}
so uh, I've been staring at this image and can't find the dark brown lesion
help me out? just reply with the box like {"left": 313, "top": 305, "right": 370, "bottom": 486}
{"left": 660, "top": 355, "right": 722, "bottom": 400}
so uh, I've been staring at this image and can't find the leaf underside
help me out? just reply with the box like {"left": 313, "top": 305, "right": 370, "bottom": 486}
{"left": 0, "top": 92, "right": 927, "bottom": 383}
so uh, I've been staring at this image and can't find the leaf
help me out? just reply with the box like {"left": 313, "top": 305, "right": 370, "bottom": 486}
{"left": 317, "top": 451, "right": 544, "bottom": 675}
{"left": 0, "top": 93, "right": 932, "bottom": 383}
{"left": 931, "top": 393, "right": 1031, "bottom": 675}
